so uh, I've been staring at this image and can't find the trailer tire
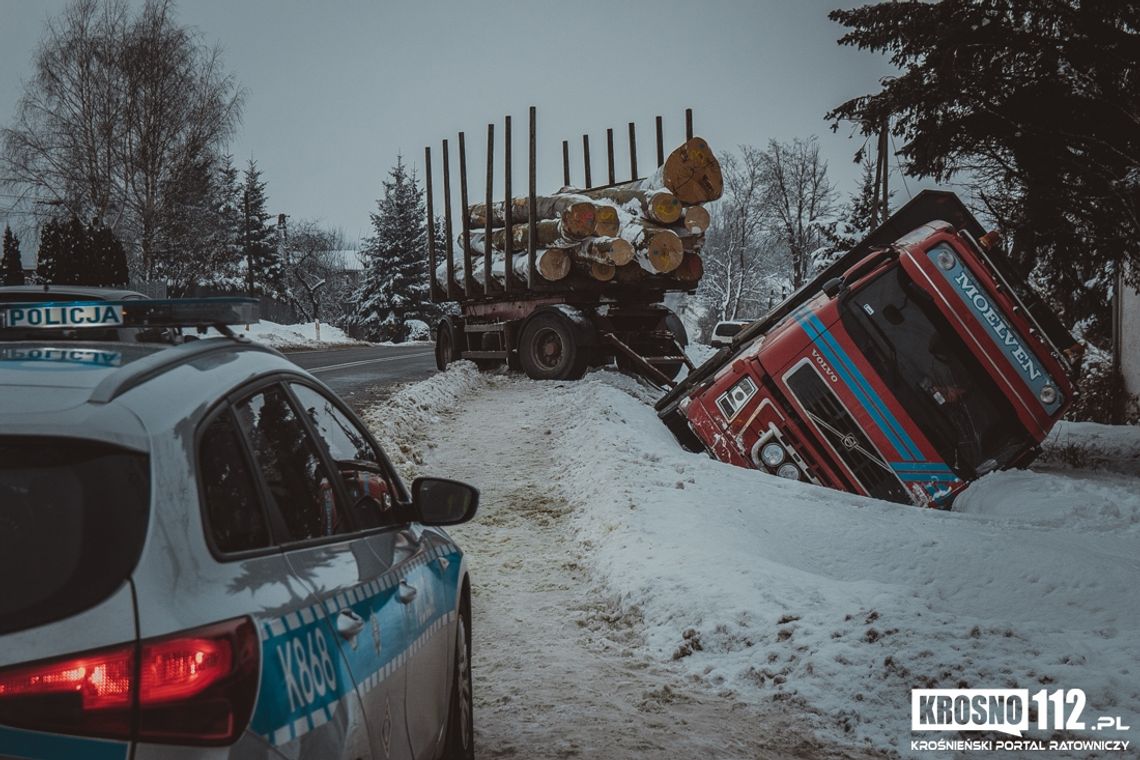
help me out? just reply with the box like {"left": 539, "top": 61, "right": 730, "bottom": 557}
{"left": 435, "top": 319, "right": 460, "bottom": 371}
{"left": 519, "top": 313, "right": 586, "bottom": 380}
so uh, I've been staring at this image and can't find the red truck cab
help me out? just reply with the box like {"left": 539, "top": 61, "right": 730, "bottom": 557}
{"left": 659, "top": 191, "right": 1080, "bottom": 507}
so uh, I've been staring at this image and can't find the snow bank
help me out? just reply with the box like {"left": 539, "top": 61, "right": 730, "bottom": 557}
{"left": 363, "top": 364, "right": 1140, "bottom": 755}
{"left": 361, "top": 360, "right": 486, "bottom": 475}
{"left": 206, "top": 319, "right": 365, "bottom": 350}
{"left": 543, "top": 374, "right": 1140, "bottom": 754}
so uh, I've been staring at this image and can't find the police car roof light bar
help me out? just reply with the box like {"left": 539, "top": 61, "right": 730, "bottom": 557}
{"left": 0, "top": 297, "right": 259, "bottom": 333}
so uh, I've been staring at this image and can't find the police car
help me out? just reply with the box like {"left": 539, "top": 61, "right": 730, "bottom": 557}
{"left": 0, "top": 291, "right": 477, "bottom": 760}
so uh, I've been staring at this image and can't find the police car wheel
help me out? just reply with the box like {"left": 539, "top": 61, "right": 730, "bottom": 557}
{"left": 441, "top": 612, "right": 474, "bottom": 760}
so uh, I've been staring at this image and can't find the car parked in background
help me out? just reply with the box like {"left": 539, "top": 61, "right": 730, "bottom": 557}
{"left": 709, "top": 320, "right": 750, "bottom": 348}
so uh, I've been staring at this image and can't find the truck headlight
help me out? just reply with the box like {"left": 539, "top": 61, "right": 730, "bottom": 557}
{"left": 1040, "top": 385, "right": 1057, "bottom": 404}
{"left": 776, "top": 463, "right": 801, "bottom": 480}
{"left": 760, "top": 442, "right": 785, "bottom": 468}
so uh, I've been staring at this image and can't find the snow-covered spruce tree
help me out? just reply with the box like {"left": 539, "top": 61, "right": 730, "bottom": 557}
{"left": 351, "top": 156, "right": 438, "bottom": 342}
{"left": 2, "top": 226, "right": 24, "bottom": 285}
{"left": 816, "top": 151, "right": 894, "bottom": 275}
{"left": 240, "top": 160, "right": 283, "bottom": 296}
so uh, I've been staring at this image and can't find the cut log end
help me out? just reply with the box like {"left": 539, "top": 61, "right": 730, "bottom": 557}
{"left": 647, "top": 190, "right": 682, "bottom": 225}
{"left": 561, "top": 201, "right": 597, "bottom": 239}
{"left": 682, "top": 205, "right": 711, "bottom": 235}
{"left": 644, "top": 230, "right": 684, "bottom": 273}
{"left": 673, "top": 251, "right": 704, "bottom": 283}
{"left": 537, "top": 247, "right": 572, "bottom": 281}
{"left": 593, "top": 205, "right": 620, "bottom": 237}
{"left": 589, "top": 261, "right": 616, "bottom": 282}
{"left": 663, "top": 136, "right": 724, "bottom": 204}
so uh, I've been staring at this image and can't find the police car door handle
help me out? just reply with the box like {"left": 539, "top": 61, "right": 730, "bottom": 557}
{"left": 397, "top": 580, "right": 417, "bottom": 604}
{"left": 336, "top": 609, "right": 366, "bottom": 639}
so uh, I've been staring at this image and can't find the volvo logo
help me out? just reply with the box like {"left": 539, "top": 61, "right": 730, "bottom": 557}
{"left": 842, "top": 434, "right": 858, "bottom": 450}
{"left": 811, "top": 348, "right": 839, "bottom": 384}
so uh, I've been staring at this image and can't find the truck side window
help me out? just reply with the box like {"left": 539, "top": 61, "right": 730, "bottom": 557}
{"left": 290, "top": 383, "right": 397, "bottom": 529}
{"left": 235, "top": 386, "right": 351, "bottom": 541}
{"left": 199, "top": 409, "right": 271, "bottom": 553}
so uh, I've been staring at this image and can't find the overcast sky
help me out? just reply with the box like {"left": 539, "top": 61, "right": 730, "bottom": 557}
{"left": 0, "top": 0, "right": 902, "bottom": 249}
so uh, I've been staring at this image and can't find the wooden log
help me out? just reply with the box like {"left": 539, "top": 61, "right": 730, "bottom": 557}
{"left": 672, "top": 251, "right": 704, "bottom": 283}
{"left": 586, "top": 261, "right": 615, "bottom": 282}
{"left": 681, "top": 204, "right": 711, "bottom": 234}
{"left": 460, "top": 242, "right": 571, "bottom": 283}
{"left": 470, "top": 219, "right": 563, "bottom": 253}
{"left": 572, "top": 236, "right": 634, "bottom": 267}
{"left": 593, "top": 204, "right": 620, "bottom": 236}
{"left": 659, "top": 136, "right": 723, "bottom": 204}
{"left": 469, "top": 195, "right": 596, "bottom": 238}
{"left": 620, "top": 223, "right": 686, "bottom": 273}
{"left": 582, "top": 138, "right": 723, "bottom": 205}
{"left": 573, "top": 187, "right": 681, "bottom": 225}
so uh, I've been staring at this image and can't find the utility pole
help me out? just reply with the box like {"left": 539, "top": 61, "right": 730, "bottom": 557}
{"left": 244, "top": 190, "right": 254, "bottom": 296}
{"left": 871, "top": 116, "right": 890, "bottom": 227}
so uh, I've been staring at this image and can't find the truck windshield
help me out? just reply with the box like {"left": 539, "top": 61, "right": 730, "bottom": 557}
{"left": 840, "top": 266, "right": 1030, "bottom": 479}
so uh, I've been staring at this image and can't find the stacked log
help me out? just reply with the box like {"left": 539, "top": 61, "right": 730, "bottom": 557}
{"left": 450, "top": 137, "right": 721, "bottom": 287}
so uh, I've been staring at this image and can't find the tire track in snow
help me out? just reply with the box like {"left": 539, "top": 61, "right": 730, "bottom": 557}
{"left": 398, "top": 371, "right": 890, "bottom": 760}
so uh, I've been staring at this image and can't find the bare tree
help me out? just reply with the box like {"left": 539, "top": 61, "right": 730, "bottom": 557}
{"left": 1, "top": 0, "right": 243, "bottom": 281}
{"left": 758, "top": 136, "right": 838, "bottom": 289}
{"left": 698, "top": 147, "right": 785, "bottom": 325}
{"left": 282, "top": 220, "right": 354, "bottom": 325}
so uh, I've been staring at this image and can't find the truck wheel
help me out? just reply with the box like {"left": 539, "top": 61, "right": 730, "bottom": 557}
{"left": 519, "top": 313, "right": 586, "bottom": 380}
{"left": 435, "top": 320, "right": 458, "bottom": 371}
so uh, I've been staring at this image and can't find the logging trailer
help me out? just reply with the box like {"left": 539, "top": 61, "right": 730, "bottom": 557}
{"left": 425, "top": 107, "right": 708, "bottom": 385}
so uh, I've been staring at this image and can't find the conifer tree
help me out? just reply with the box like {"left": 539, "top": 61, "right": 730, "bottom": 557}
{"left": 2, "top": 226, "right": 24, "bottom": 285}
{"left": 828, "top": 1, "right": 1140, "bottom": 342}
{"left": 350, "top": 156, "right": 436, "bottom": 342}
{"left": 240, "top": 160, "right": 282, "bottom": 296}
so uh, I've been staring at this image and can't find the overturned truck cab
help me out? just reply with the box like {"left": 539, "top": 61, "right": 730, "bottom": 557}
{"left": 658, "top": 191, "right": 1082, "bottom": 508}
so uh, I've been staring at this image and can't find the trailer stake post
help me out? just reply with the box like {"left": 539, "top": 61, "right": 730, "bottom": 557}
{"left": 503, "top": 115, "right": 513, "bottom": 292}
{"left": 685, "top": 108, "right": 693, "bottom": 141}
{"left": 582, "top": 134, "right": 592, "bottom": 188}
{"left": 562, "top": 140, "right": 570, "bottom": 188}
{"left": 484, "top": 124, "right": 494, "bottom": 293}
{"left": 528, "top": 106, "right": 538, "bottom": 289}
{"left": 628, "top": 122, "right": 638, "bottom": 180}
{"left": 655, "top": 115, "right": 664, "bottom": 167}
{"left": 442, "top": 139, "right": 457, "bottom": 300}
{"left": 606, "top": 128, "right": 616, "bottom": 185}
{"left": 458, "top": 131, "right": 474, "bottom": 296}
{"left": 425, "top": 145, "right": 441, "bottom": 302}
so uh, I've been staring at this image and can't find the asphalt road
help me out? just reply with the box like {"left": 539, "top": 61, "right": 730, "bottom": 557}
{"left": 285, "top": 343, "right": 436, "bottom": 411}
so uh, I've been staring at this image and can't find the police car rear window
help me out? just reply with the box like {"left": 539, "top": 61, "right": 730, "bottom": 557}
{"left": 0, "top": 438, "right": 149, "bottom": 634}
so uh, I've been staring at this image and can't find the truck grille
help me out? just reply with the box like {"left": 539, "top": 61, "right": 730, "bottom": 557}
{"left": 785, "top": 365, "right": 911, "bottom": 504}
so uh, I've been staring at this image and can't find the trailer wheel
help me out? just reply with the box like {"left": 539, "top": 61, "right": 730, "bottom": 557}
{"left": 519, "top": 313, "right": 586, "bottom": 380}
{"left": 435, "top": 319, "right": 459, "bottom": 371}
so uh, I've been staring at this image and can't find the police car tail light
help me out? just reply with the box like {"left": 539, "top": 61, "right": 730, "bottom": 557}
{"left": 0, "top": 617, "right": 258, "bottom": 745}
{"left": 0, "top": 642, "right": 135, "bottom": 738}
{"left": 136, "top": 617, "right": 259, "bottom": 745}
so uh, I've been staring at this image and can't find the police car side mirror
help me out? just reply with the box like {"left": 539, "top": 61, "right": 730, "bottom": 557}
{"left": 412, "top": 477, "right": 479, "bottom": 526}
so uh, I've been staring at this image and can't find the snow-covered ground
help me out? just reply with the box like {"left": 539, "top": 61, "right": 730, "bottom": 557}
{"left": 364, "top": 363, "right": 1140, "bottom": 758}
{"left": 205, "top": 319, "right": 366, "bottom": 350}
